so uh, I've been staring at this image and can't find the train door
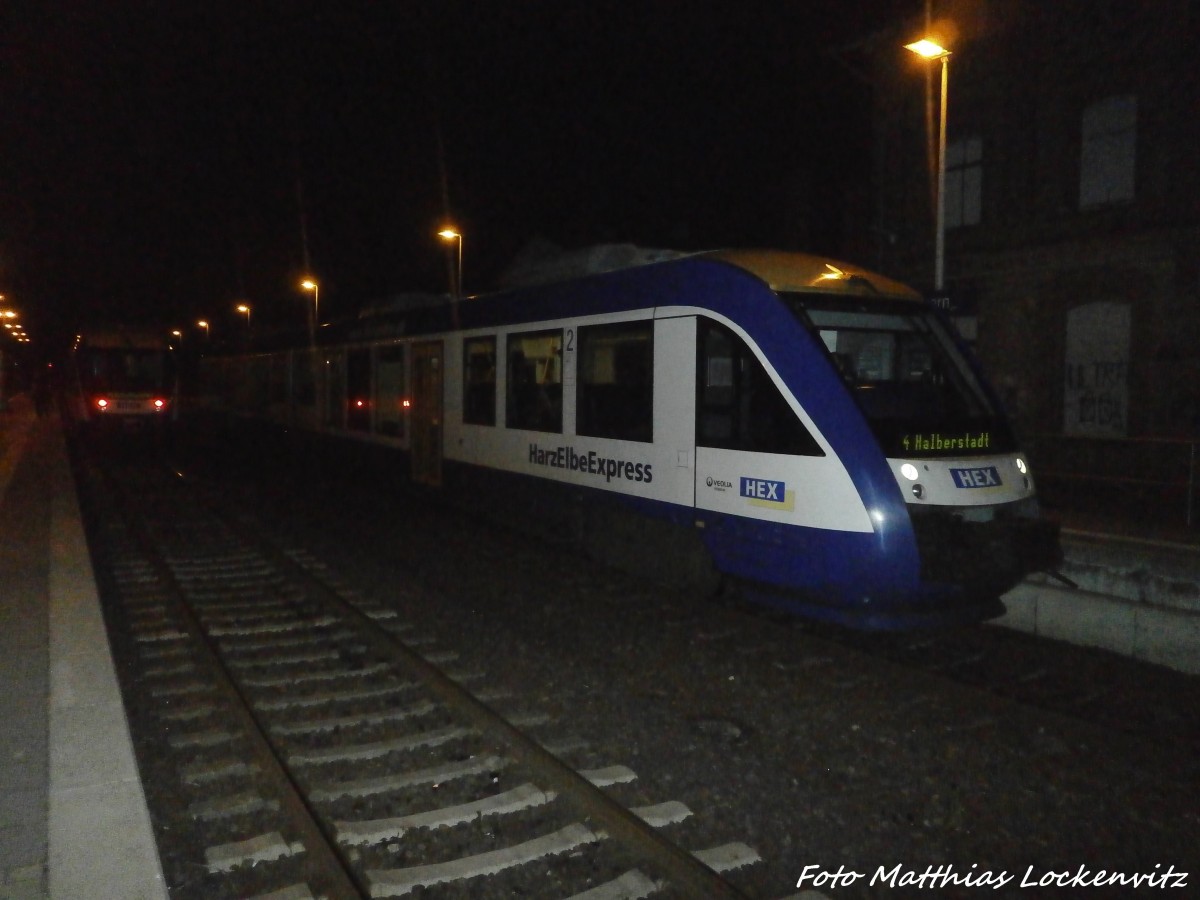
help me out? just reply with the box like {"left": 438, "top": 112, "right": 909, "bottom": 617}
{"left": 411, "top": 341, "right": 443, "bottom": 486}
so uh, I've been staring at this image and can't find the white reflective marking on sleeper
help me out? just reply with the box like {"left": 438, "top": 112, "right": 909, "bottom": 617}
{"left": 336, "top": 783, "right": 555, "bottom": 845}
{"left": 204, "top": 831, "right": 305, "bottom": 873}
{"left": 693, "top": 841, "right": 762, "bottom": 872}
{"left": 366, "top": 822, "right": 600, "bottom": 896}
{"left": 310, "top": 754, "right": 506, "bottom": 801}
{"left": 254, "top": 680, "right": 416, "bottom": 711}
{"left": 561, "top": 869, "right": 660, "bottom": 900}
{"left": 581, "top": 765, "right": 637, "bottom": 787}
{"left": 240, "top": 661, "right": 391, "bottom": 687}
{"left": 244, "top": 884, "right": 317, "bottom": 900}
{"left": 631, "top": 800, "right": 691, "bottom": 827}
{"left": 287, "top": 725, "right": 473, "bottom": 765}
{"left": 271, "top": 700, "right": 436, "bottom": 736}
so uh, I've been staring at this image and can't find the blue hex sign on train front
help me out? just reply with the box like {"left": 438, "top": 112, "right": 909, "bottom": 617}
{"left": 741, "top": 477, "right": 785, "bottom": 501}
{"left": 949, "top": 466, "right": 1002, "bottom": 489}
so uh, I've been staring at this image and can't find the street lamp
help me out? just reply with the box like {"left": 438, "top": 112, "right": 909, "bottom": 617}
{"left": 438, "top": 228, "right": 463, "bottom": 300}
{"left": 236, "top": 303, "right": 251, "bottom": 329}
{"left": 197, "top": 319, "right": 210, "bottom": 339}
{"left": 300, "top": 279, "right": 319, "bottom": 347}
{"left": 905, "top": 38, "right": 951, "bottom": 292}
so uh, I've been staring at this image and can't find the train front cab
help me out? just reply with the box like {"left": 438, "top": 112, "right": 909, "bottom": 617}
{"left": 691, "top": 251, "right": 1060, "bottom": 629}
{"left": 70, "top": 332, "right": 179, "bottom": 434}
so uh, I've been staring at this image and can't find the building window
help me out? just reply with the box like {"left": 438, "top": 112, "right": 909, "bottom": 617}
{"left": 1080, "top": 94, "right": 1137, "bottom": 208}
{"left": 463, "top": 336, "right": 496, "bottom": 425}
{"left": 696, "top": 318, "right": 822, "bottom": 456}
{"left": 577, "top": 320, "right": 653, "bottom": 442}
{"left": 945, "top": 136, "right": 982, "bottom": 228}
{"left": 506, "top": 329, "right": 563, "bottom": 432}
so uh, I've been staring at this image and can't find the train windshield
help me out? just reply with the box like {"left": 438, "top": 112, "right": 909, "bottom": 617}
{"left": 785, "top": 295, "right": 1016, "bottom": 456}
{"left": 78, "top": 348, "right": 172, "bottom": 393}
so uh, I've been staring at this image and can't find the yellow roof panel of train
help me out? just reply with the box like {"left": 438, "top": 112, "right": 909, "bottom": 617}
{"left": 703, "top": 249, "right": 923, "bottom": 300}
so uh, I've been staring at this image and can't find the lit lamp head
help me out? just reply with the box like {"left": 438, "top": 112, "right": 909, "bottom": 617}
{"left": 904, "top": 38, "right": 951, "bottom": 59}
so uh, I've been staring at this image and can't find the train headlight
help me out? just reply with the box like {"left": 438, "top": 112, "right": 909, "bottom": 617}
{"left": 900, "top": 463, "right": 919, "bottom": 480}
{"left": 911, "top": 484, "right": 925, "bottom": 499}
{"left": 1016, "top": 457, "right": 1028, "bottom": 475}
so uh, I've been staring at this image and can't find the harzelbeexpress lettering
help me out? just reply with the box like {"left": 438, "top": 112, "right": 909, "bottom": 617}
{"left": 528, "top": 443, "right": 652, "bottom": 484}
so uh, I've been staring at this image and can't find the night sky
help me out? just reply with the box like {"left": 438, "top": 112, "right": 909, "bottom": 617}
{"left": 2, "top": 1, "right": 916, "bottom": 351}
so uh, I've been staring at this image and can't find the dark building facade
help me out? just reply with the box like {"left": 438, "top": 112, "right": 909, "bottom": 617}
{"left": 861, "top": 0, "right": 1200, "bottom": 467}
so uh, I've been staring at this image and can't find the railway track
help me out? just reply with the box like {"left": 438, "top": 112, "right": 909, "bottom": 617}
{"left": 76, "top": 449, "right": 768, "bottom": 900}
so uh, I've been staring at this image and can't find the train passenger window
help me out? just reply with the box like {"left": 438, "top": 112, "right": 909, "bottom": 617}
{"left": 375, "top": 344, "right": 406, "bottom": 438}
{"left": 463, "top": 336, "right": 497, "bottom": 426}
{"left": 577, "top": 321, "right": 653, "bottom": 442}
{"left": 347, "top": 349, "right": 371, "bottom": 432}
{"left": 696, "top": 319, "right": 823, "bottom": 456}
{"left": 506, "top": 329, "right": 563, "bottom": 433}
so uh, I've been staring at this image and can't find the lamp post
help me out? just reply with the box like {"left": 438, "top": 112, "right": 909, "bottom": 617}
{"left": 236, "top": 303, "right": 251, "bottom": 329}
{"left": 437, "top": 228, "right": 463, "bottom": 301}
{"left": 197, "top": 319, "right": 210, "bottom": 340}
{"left": 905, "top": 38, "right": 951, "bottom": 293}
{"left": 300, "top": 279, "right": 319, "bottom": 348}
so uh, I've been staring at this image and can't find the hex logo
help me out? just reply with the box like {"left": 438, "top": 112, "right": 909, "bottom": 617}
{"left": 739, "top": 476, "right": 794, "bottom": 511}
{"left": 949, "top": 466, "right": 1001, "bottom": 489}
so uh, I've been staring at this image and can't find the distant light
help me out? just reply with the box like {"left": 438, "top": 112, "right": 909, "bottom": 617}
{"left": 153, "top": 398, "right": 166, "bottom": 411}
{"left": 905, "top": 39, "right": 951, "bottom": 59}
{"left": 401, "top": 398, "right": 412, "bottom": 409}
{"left": 95, "top": 398, "right": 109, "bottom": 410}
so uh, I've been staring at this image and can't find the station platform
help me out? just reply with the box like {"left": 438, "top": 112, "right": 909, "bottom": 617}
{"left": 0, "top": 392, "right": 1196, "bottom": 898}
{"left": 0, "top": 396, "right": 166, "bottom": 900}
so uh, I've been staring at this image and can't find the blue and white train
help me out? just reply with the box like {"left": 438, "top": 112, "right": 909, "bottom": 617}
{"left": 201, "top": 249, "right": 1059, "bottom": 629}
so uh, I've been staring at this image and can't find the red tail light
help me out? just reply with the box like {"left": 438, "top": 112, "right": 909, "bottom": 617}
{"left": 95, "top": 397, "right": 110, "bottom": 411}
{"left": 152, "top": 398, "right": 167, "bottom": 411}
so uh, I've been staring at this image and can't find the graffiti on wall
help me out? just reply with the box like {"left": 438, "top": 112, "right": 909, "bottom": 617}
{"left": 1063, "top": 302, "right": 1130, "bottom": 436}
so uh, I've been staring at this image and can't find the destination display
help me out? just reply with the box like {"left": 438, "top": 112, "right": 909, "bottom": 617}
{"left": 901, "top": 430, "right": 992, "bottom": 454}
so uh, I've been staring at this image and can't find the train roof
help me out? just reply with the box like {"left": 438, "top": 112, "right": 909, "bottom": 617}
{"left": 73, "top": 328, "right": 172, "bottom": 350}
{"left": 252, "top": 248, "right": 926, "bottom": 350}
